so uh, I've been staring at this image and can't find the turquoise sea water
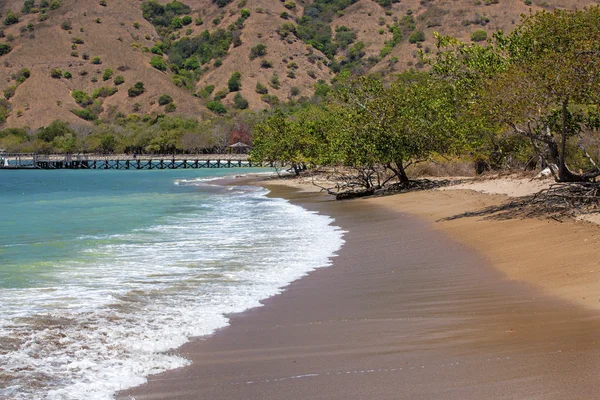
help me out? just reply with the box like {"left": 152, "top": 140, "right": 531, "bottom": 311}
{"left": 0, "top": 169, "right": 344, "bottom": 400}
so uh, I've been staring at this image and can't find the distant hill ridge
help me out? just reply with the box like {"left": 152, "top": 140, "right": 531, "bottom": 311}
{"left": 0, "top": 0, "right": 595, "bottom": 129}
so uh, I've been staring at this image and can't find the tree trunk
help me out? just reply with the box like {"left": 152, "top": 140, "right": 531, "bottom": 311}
{"left": 557, "top": 99, "right": 586, "bottom": 182}
{"left": 396, "top": 161, "right": 410, "bottom": 183}
{"left": 387, "top": 160, "right": 410, "bottom": 184}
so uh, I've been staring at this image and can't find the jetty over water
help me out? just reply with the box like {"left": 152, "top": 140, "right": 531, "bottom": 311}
{"left": 0, "top": 153, "right": 276, "bottom": 170}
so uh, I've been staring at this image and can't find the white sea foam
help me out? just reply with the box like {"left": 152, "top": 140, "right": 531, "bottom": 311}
{"left": 0, "top": 184, "right": 344, "bottom": 400}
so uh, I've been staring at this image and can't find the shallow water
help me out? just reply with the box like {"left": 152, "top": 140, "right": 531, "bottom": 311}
{"left": 0, "top": 169, "right": 344, "bottom": 399}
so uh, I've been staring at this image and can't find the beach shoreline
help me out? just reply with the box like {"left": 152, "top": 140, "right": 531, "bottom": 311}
{"left": 118, "top": 176, "right": 600, "bottom": 400}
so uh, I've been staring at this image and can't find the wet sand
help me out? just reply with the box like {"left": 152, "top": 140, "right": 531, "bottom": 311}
{"left": 118, "top": 184, "right": 600, "bottom": 400}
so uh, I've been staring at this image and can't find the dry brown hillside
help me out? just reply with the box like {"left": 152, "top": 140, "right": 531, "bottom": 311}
{"left": 0, "top": 0, "right": 596, "bottom": 129}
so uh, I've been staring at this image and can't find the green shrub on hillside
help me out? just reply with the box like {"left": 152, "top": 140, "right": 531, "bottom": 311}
{"left": 158, "top": 93, "right": 173, "bottom": 105}
{"left": 49, "top": 0, "right": 61, "bottom": 10}
{"left": 255, "top": 82, "right": 268, "bottom": 94}
{"left": 408, "top": 30, "right": 425, "bottom": 43}
{"left": 0, "top": 44, "right": 12, "bottom": 56}
{"left": 128, "top": 81, "right": 145, "bottom": 97}
{"left": 470, "top": 29, "right": 487, "bottom": 42}
{"left": 212, "top": 0, "right": 233, "bottom": 7}
{"left": 206, "top": 100, "right": 226, "bottom": 114}
{"left": 102, "top": 68, "right": 113, "bottom": 81}
{"left": 165, "top": 102, "right": 177, "bottom": 112}
{"left": 114, "top": 75, "right": 125, "bottom": 85}
{"left": 227, "top": 71, "right": 242, "bottom": 91}
{"left": 22, "top": 1, "right": 35, "bottom": 14}
{"left": 72, "top": 90, "right": 93, "bottom": 106}
{"left": 91, "top": 86, "right": 118, "bottom": 98}
{"left": 213, "top": 88, "right": 228, "bottom": 100}
{"left": 50, "top": 68, "right": 63, "bottom": 78}
{"left": 3, "top": 12, "right": 19, "bottom": 26}
{"left": 3, "top": 86, "right": 16, "bottom": 100}
{"left": 197, "top": 85, "right": 214, "bottom": 98}
{"left": 141, "top": 0, "right": 191, "bottom": 34}
{"left": 150, "top": 55, "right": 167, "bottom": 71}
{"left": 71, "top": 108, "right": 97, "bottom": 121}
{"left": 233, "top": 92, "right": 248, "bottom": 109}
{"left": 249, "top": 44, "right": 267, "bottom": 60}
{"left": 169, "top": 29, "right": 233, "bottom": 68}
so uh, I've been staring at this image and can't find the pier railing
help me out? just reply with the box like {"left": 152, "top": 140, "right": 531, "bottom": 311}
{"left": 0, "top": 153, "right": 277, "bottom": 170}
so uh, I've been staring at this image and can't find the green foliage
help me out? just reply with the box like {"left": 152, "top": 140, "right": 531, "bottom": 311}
{"left": 150, "top": 55, "right": 167, "bottom": 70}
{"left": 128, "top": 81, "right": 145, "bottom": 97}
{"left": 212, "top": 0, "right": 233, "bottom": 7}
{"left": 141, "top": 0, "right": 191, "bottom": 34}
{"left": 233, "top": 92, "right": 248, "bottom": 109}
{"left": 92, "top": 56, "right": 102, "bottom": 64}
{"left": 227, "top": 71, "right": 242, "bottom": 91}
{"left": 102, "top": 68, "right": 113, "bottom": 81}
{"left": 270, "top": 73, "right": 280, "bottom": 89}
{"left": 0, "top": 100, "right": 10, "bottom": 124}
{"left": 91, "top": 86, "right": 118, "bottom": 98}
{"left": 277, "top": 22, "right": 296, "bottom": 38}
{"left": 213, "top": 88, "right": 228, "bottom": 100}
{"left": 182, "top": 15, "right": 193, "bottom": 25}
{"left": 197, "top": 84, "right": 214, "bottom": 98}
{"left": 313, "top": 80, "right": 330, "bottom": 97}
{"left": 165, "top": 102, "right": 177, "bottom": 112}
{"left": 0, "top": 44, "right": 12, "bottom": 56}
{"left": 3, "top": 12, "right": 20, "bottom": 26}
{"left": 158, "top": 93, "right": 174, "bottom": 105}
{"left": 249, "top": 44, "right": 267, "bottom": 60}
{"left": 61, "top": 20, "right": 72, "bottom": 30}
{"left": 114, "top": 75, "right": 125, "bottom": 85}
{"left": 255, "top": 82, "right": 268, "bottom": 94}
{"left": 49, "top": 0, "right": 61, "bottom": 10}
{"left": 50, "top": 68, "right": 63, "bottom": 79}
{"left": 334, "top": 26, "right": 356, "bottom": 49}
{"left": 169, "top": 29, "right": 233, "bottom": 68}
{"left": 240, "top": 8, "right": 251, "bottom": 19}
{"left": 71, "top": 108, "right": 97, "bottom": 121}
{"left": 64, "top": 71, "right": 72, "bottom": 79}
{"left": 260, "top": 94, "right": 279, "bottom": 105}
{"left": 3, "top": 86, "right": 16, "bottom": 100}
{"left": 470, "top": 30, "right": 487, "bottom": 42}
{"left": 37, "top": 120, "right": 74, "bottom": 142}
{"left": 206, "top": 100, "right": 227, "bottom": 114}
{"left": 23, "top": 1, "right": 35, "bottom": 14}
{"left": 260, "top": 59, "right": 273, "bottom": 68}
{"left": 408, "top": 30, "right": 425, "bottom": 43}
{"left": 72, "top": 90, "right": 93, "bottom": 106}
{"left": 295, "top": 0, "right": 358, "bottom": 59}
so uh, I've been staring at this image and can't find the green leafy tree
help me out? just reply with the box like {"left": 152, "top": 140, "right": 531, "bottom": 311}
{"left": 480, "top": 7, "right": 600, "bottom": 181}
{"left": 206, "top": 100, "right": 227, "bottom": 114}
{"left": 128, "top": 81, "right": 145, "bottom": 97}
{"left": 158, "top": 93, "right": 173, "bottom": 105}
{"left": 227, "top": 71, "right": 242, "bottom": 91}
{"left": 150, "top": 55, "right": 167, "bottom": 71}
{"left": 233, "top": 92, "right": 248, "bottom": 109}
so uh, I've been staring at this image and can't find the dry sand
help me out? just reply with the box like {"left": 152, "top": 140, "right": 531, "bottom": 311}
{"left": 119, "top": 178, "right": 600, "bottom": 400}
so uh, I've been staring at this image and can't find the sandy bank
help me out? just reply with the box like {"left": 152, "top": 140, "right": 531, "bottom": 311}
{"left": 119, "top": 179, "right": 600, "bottom": 400}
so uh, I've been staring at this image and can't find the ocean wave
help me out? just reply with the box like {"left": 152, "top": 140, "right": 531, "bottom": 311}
{"left": 0, "top": 184, "right": 344, "bottom": 400}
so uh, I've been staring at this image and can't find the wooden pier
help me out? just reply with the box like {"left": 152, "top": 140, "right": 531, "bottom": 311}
{"left": 0, "top": 154, "right": 276, "bottom": 170}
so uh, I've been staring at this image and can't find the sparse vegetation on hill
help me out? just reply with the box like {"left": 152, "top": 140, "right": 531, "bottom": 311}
{"left": 0, "top": 0, "right": 595, "bottom": 131}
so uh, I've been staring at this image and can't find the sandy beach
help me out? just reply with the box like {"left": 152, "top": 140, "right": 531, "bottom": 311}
{"left": 118, "top": 179, "right": 600, "bottom": 400}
